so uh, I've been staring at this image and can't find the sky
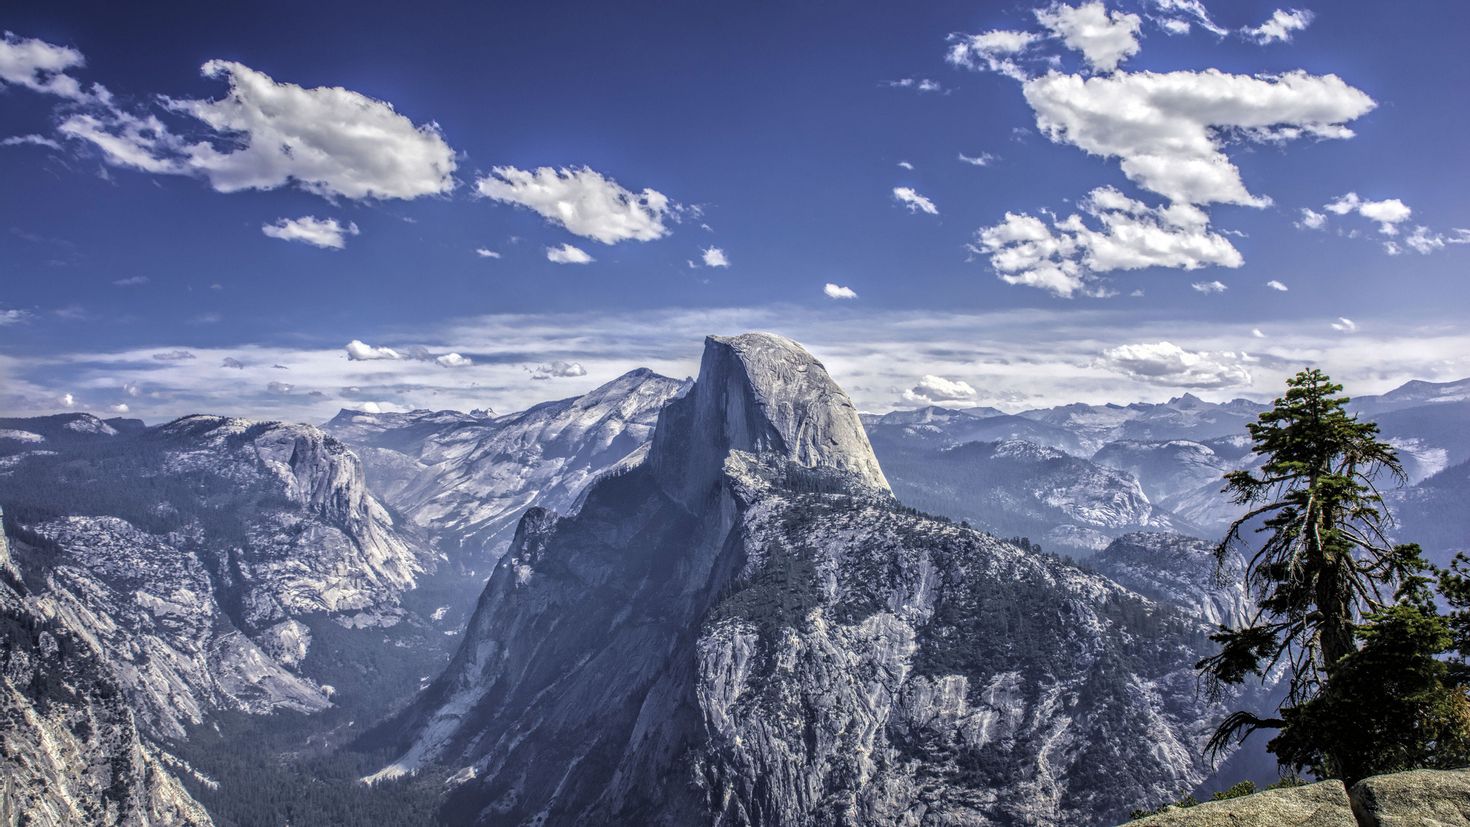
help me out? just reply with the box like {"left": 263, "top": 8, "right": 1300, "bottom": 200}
{"left": 2, "top": 0, "right": 1468, "bottom": 421}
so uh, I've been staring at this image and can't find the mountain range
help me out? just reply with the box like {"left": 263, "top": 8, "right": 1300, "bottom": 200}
{"left": 0, "top": 342, "right": 1464, "bottom": 825}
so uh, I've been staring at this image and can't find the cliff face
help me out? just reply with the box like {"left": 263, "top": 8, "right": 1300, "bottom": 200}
{"left": 0, "top": 508, "right": 214, "bottom": 826}
{"left": 375, "top": 333, "right": 1245, "bottom": 826}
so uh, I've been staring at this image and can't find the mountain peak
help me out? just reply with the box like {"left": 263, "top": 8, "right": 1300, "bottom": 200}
{"left": 651, "top": 333, "right": 889, "bottom": 504}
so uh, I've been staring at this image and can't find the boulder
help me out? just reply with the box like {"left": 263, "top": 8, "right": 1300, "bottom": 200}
{"left": 1350, "top": 768, "right": 1470, "bottom": 826}
{"left": 1128, "top": 780, "right": 1355, "bottom": 826}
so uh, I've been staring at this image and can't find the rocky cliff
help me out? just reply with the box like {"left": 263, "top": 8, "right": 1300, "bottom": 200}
{"left": 373, "top": 333, "right": 1247, "bottom": 826}
{"left": 0, "top": 507, "right": 214, "bottom": 826}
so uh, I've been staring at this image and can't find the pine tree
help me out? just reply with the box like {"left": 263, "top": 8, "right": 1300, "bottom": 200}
{"left": 1198, "top": 368, "right": 1447, "bottom": 782}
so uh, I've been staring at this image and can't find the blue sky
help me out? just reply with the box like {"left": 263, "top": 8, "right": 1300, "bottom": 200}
{"left": 2, "top": 0, "right": 1468, "bottom": 420}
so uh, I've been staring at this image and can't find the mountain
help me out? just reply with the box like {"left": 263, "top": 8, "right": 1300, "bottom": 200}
{"left": 0, "top": 506, "right": 213, "bottom": 826}
{"left": 325, "top": 369, "right": 688, "bottom": 576}
{"left": 1090, "top": 532, "right": 1249, "bottom": 629}
{"left": 1390, "top": 458, "right": 1470, "bottom": 566}
{"left": 1014, "top": 395, "right": 1267, "bottom": 456}
{"left": 1349, "top": 376, "right": 1470, "bottom": 417}
{"left": 868, "top": 429, "right": 1188, "bottom": 556}
{"left": 0, "top": 415, "right": 442, "bottom": 739}
{"left": 371, "top": 333, "right": 1248, "bottom": 826}
{"left": 863, "top": 406, "right": 1086, "bottom": 455}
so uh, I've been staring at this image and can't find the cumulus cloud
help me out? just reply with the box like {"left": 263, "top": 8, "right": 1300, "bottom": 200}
{"left": 435, "top": 353, "right": 472, "bottom": 368}
{"left": 546, "top": 243, "right": 594, "bottom": 264}
{"left": 1332, "top": 317, "right": 1357, "bottom": 332}
{"left": 345, "top": 340, "right": 402, "bottom": 361}
{"left": 1266, "top": 279, "right": 1289, "bottom": 291}
{"left": 530, "top": 360, "right": 587, "bottom": 380}
{"left": 475, "top": 248, "right": 501, "bottom": 259}
{"left": 60, "top": 393, "right": 75, "bottom": 408}
{"left": 1034, "top": 1, "right": 1143, "bottom": 73}
{"left": 0, "top": 31, "right": 86, "bottom": 99}
{"left": 1244, "top": 9, "right": 1314, "bottom": 45}
{"left": 1191, "top": 279, "right": 1228, "bottom": 293}
{"left": 1022, "top": 70, "right": 1376, "bottom": 207}
{"left": 946, "top": 29, "right": 1040, "bottom": 81}
{"left": 902, "top": 375, "right": 979, "bottom": 404}
{"left": 262, "top": 216, "right": 359, "bottom": 249}
{"left": 1098, "top": 341, "right": 1252, "bottom": 388}
{"left": 152, "top": 349, "right": 196, "bottom": 361}
{"left": 1325, "top": 192, "right": 1412, "bottom": 235}
{"left": 1297, "top": 207, "right": 1327, "bottom": 230}
{"left": 701, "top": 246, "right": 730, "bottom": 268}
{"left": 824, "top": 283, "right": 858, "bottom": 299}
{"left": 958, "top": 152, "right": 997, "bottom": 166}
{"left": 477, "top": 166, "right": 674, "bottom": 244}
{"left": 1403, "top": 226, "right": 1470, "bottom": 255}
{"left": 63, "top": 61, "right": 456, "bottom": 200}
{"left": 893, "top": 187, "right": 939, "bottom": 215}
{"left": 1252, "top": 327, "right": 1267, "bottom": 338}
{"left": 0, "top": 308, "right": 30, "bottom": 326}
{"left": 974, "top": 186, "right": 1241, "bottom": 297}
{"left": 109, "top": 402, "right": 130, "bottom": 414}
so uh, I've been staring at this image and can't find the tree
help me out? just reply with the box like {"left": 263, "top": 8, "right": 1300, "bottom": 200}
{"left": 1198, "top": 368, "right": 1447, "bottom": 782}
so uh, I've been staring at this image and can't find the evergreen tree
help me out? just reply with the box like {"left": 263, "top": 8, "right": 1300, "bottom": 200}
{"left": 1198, "top": 368, "right": 1454, "bottom": 782}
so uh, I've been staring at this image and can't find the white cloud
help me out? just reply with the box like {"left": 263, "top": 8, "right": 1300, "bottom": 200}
{"left": 475, "top": 248, "right": 501, "bottom": 259}
{"left": 902, "top": 374, "right": 979, "bottom": 404}
{"left": 435, "top": 353, "right": 472, "bottom": 368}
{"left": 898, "top": 160, "right": 914, "bottom": 170}
{"left": 824, "top": 283, "right": 858, "bottom": 299}
{"left": 1146, "top": 0, "right": 1229, "bottom": 36}
{"left": 63, "top": 61, "right": 456, "bottom": 200}
{"left": 701, "top": 246, "right": 730, "bottom": 268}
{"left": 152, "top": 350, "right": 196, "bottom": 361}
{"left": 1266, "top": 279, "right": 1289, "bottom": 291}
{"left": 1252, "top": 328, "right": 1266, "bottom": 338}
{"left": 946, "top": 30, "right": 1041, "bottom": 80}
{"left": 530, "top": 360, "right": 587, "bottom": 380}
{"left": 1191, "top": 280, "right": 1228, "bottom": 293}
{"left": 477, "top": 166, "right": 673, "bottom": 244}
{"left": 0, "top": 32, "right": 86, "bottom": 99}
{"left": 1383, "top": 241, "right": 1401, "bottom": 256}
{"left": 262, "top": 216, "right": 359, "bottom": 250}
{"left": 0, "top": 308, "right": 29, "bottom": 326}
{"left": 345, "top": 340, "right": 402, "bottom": 361}
{"left": 1034, "top": 2, "right": 1143, "bottom": 73}
{"left": 1244, "top": 9, "right": 1314, "bottom": 45}
{"left": 60, "top": 393, "right": 75, "bottom": 408}
{"left": 886, "top": 77, "right": 944, "bottom": 93}
{"left": 1297, "top": 207, "right": 1327, "bottom": 230}
{"left": 2, "top": 133, "right": 63, "bottom": 149}
{"left": 1403, "top": 226, "right": 1470, "bottom": 255}
{"left": 267, "top": 381, "right": 294, "bottom": 394}
{"left": 1332, "top": 317, "right": 1357, "bottom": 332}
{"left": 974, "top": 186, "right": 1241, "bottom": 297}
{"left": 1099, "top": 341, "right": 1252, "bottom": 388}
{"left": 112, "top": 275, "right": 150, "bottom": 287}
{"left": 1325, "top": 192, "right": 1412, "bottom": 235}
{"left": 109, "top": 403, "right": 130, "bottom": 414}
{"left": 893, "top": 186, "right": 939, "bottom": 215}
{"left": 1022, "top": 69, "right": 1375, "bottom": 207}
{"left": 958, "top": 152, "right": 997, "bottom": 166}
{"left": 546, "top": 243, "right": 594, "bottom": 264}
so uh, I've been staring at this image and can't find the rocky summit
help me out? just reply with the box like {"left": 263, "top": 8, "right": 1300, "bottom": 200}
{"left": 372, "top": 333, "right": 1254, "bottom": 826}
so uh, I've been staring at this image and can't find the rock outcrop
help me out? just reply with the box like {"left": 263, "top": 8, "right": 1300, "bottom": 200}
{"left": 1092, "top": 532, "right": 1250, "bottom": 628}
{"left": 1350, "top": 768, "right": 1470, "bottom": 826}
{"left": 1127, "top": 780, "right": 1356, "bottom": 826}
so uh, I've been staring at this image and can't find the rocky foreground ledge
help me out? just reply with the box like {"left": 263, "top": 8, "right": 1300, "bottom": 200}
{"left": 1128, "top": 767, "right": 1470, "bottom": 826}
